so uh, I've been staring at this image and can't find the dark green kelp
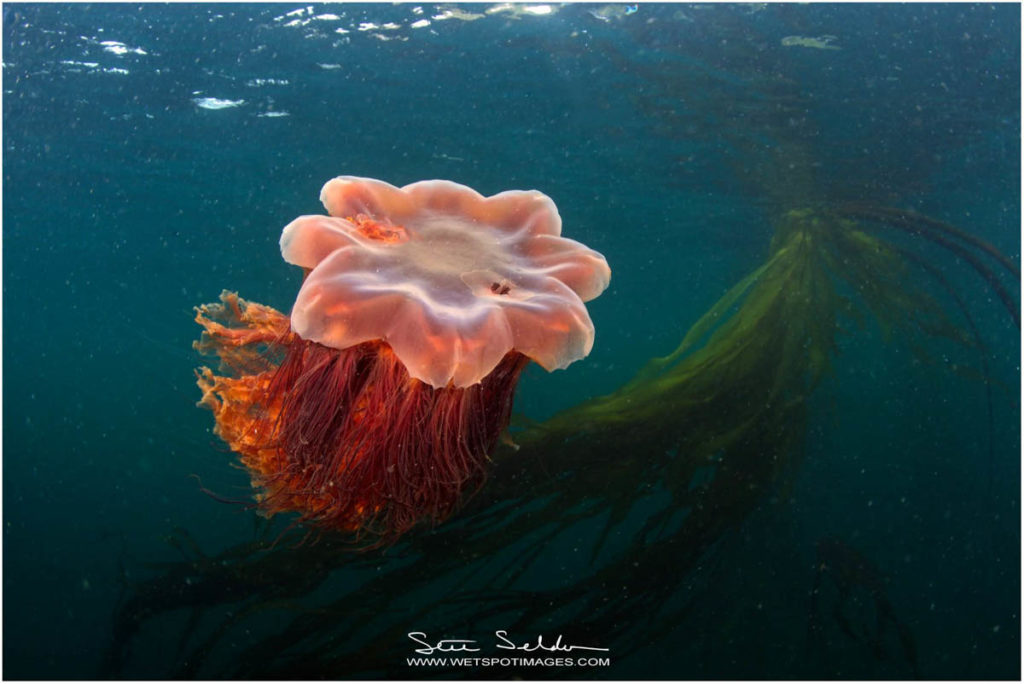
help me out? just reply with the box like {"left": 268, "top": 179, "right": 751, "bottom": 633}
{"left": 103, "top": 205, "right": 1017, "bottom": 678}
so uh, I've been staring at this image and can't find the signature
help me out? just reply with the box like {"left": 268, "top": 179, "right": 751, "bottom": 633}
{"left": 407, "top": 632, "right": 481, "bottom": 655}
{"left": 407, "top": 630, "right": 609, "bottom": 655}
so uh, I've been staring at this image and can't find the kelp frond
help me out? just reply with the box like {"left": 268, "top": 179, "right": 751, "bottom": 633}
{"left": 103, "top": 207, "right": 1017, "bottom": 678}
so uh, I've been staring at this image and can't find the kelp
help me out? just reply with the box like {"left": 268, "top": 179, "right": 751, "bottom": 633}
{"left": 103, "top": 207, "right": 1017, "bottom": 678}
{"left": 807, "top": 536, "right": 921, "bottom": 679}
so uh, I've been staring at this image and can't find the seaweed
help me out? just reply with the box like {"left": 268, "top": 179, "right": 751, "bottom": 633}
{"left": 807, "top": 536, "right": 921, "bottom": 679}
{"left": 102, "top": 207, "right": 1017, "bottom": 678}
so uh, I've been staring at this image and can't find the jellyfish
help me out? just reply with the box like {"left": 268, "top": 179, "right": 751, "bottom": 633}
{"left": 195, "top": 176, "right": 610, "bottom": 541}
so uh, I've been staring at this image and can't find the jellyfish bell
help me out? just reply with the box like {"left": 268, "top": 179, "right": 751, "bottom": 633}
{"left": 195, "top": 176, "right": 610, "bottom": 541}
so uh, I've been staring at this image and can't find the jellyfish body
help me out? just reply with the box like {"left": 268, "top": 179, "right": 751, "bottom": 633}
{"left": 196, "top": 177, "right": 610, "bottom": 540}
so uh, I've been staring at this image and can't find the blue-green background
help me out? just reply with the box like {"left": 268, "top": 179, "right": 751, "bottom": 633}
{"left": 3, "top": 2, "right": 1020, "bottom": 679}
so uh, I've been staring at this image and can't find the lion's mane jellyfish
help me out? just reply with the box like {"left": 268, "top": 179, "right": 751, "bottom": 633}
{"left": 195, "top": 176, "right": 610, "bottom": 541}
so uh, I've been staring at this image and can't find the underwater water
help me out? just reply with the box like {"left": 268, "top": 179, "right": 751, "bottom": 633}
{"left": 2, "top": 2, "right": 1020, "bottom": 680}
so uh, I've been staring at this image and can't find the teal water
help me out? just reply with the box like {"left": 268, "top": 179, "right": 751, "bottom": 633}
{"left": 2, "top": 3, "right": 1020, "bottom": 679}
